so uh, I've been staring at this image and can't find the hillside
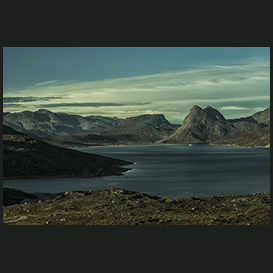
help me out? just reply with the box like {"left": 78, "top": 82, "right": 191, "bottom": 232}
{"left": 212, "top": 126, "right": 270, "bottom": 148}
{"left": 3, "top": 109, "right": 123, "bottom": 139}
{"left": 156, "top": 106, "right": 269, "bottom": 144}
{"left": 3, "top": 125, "right": 132, "bottom": 178}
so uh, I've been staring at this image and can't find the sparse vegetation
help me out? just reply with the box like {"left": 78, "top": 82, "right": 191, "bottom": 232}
{"left": 3, "top": 187, "right": 270, "bottom": 225}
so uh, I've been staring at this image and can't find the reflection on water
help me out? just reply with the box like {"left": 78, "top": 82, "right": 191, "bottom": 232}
{"left": 3, "top": 144, "right": 270, "bottom": 199}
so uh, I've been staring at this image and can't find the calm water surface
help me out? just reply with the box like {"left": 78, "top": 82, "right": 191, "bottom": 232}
{"left": 3, "top": 144, "right": 270, "bottom": 199}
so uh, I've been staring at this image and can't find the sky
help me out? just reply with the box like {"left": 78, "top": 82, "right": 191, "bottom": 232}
{"left": 3, "top": 47, "right": 270, "bottom": 124}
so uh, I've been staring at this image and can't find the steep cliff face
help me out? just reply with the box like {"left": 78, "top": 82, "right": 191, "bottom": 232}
{"left": 156, "top": 106, "right": 268, "bottom": 144}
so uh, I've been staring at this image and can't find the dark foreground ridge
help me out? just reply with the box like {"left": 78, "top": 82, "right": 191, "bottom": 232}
{"left": 3, "top": 187, "right": 270, "bottom": 225}
{"left": 3, "top": 125, "right": 132, "bottom": 178}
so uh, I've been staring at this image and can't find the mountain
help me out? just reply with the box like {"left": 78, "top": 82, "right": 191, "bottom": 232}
{"left": 212, "top": 126, "right": 270, "bottom": 148}
{"left": 156, "top": 106, "right": 269, "bottom": 144}
{"left": 3, "top": 125, "right": 132, "bottom": 178}
{"left": 203, "top": 106, "right": 226, "bottom": 121}
{"left": 48, "top": 114, "right": 180, "bottom": 147}
{"left": 227, "top": 106, "right": 270, "bottom": 125}
{"left": 251, "top": 107, "right": 270, "bottom": 125}
{"left": 3, "top": 109, "right": 123, "bottom": 139}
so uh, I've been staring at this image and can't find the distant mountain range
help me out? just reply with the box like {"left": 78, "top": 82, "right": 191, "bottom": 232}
{"left": 48, "top": 114, "right": 180, "bottom": 147}
{"left": 3, "top": 106, "right": 270, "bottom": 147}
{"left": 3, "top": 109, "right": 123, "bottom": 139}
{"left": 156, "top": 106, "right": 270, "bottom": 144}
{"left": 3, "top": 125, "right": 132, "bottom": 178}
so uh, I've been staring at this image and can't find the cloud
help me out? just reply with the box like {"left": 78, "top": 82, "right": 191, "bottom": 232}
{"left": 3, "top": 103, "right": 24, "bottom": 108}
{"left": 35, "top": 80, "right": 59, "bottom": 86}
{"left": 3, "top": 57, "right": 270, "bottom": 122}
{"left": 3, "top": 96, "right": 63, "bottom": 103}
{"left": 38, "top": 102, "right": 152, "bottom": 108}
{"left": 219, "top": 106, "right": 247, "bottom": 111}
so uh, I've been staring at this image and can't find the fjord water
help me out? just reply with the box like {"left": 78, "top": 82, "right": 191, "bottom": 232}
{"left": 3, "top": 144, "right": 270, "bottom": 199}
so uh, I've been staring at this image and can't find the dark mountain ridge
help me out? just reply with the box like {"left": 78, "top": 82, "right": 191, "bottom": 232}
{"left": 3, "top": 125, "right": 132, "bottom": 178}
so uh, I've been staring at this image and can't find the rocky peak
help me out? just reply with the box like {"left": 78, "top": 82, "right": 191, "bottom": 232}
{"left": 182, "top": 105, "right": 210, "bottom": 126}
{"left": 183, "top": 105, "right": 226, "bottom": 126}
{"left": 204, "top": 105, "right": 226, "bottom": 120}
{"left": 190, "top": 105, "right": 203, "bottom": 112}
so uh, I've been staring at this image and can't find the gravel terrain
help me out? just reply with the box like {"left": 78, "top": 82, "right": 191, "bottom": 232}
{"left": 3, "top": 187, "right": 270, "bottom": 225}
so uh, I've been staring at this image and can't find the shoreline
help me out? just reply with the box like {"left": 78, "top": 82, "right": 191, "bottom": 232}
{"left": 74, "top": 142, "right": 270, "bottom": 149}
{"left": 210, "top": 143, "right": 270, "bottom": 149}
{"left": 2, "top": 167, "right": 133, "bottom": 180}
{"left": 3, "top": 185, "right": 270, "bottom": 205}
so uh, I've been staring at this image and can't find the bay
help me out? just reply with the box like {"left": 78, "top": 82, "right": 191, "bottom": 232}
{"left": 3, "top": 144, "right": 270, "bottom": 199}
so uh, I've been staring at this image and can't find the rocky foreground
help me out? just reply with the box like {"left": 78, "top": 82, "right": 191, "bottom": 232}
{"left": 3, "top": 187, "right": 270, "bottom": 225}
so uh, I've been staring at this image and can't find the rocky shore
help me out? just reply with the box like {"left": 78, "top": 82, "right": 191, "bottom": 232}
{"left": 3, "top": 187, "right": 270, "bottom": 225}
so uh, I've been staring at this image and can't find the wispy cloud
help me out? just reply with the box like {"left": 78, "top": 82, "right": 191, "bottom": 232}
{"left": 219, "top": 106, "right": 247, "bottom": 111}
{"left": 39, "top": 102, "right": 151, "bottom": 108}
{"left": 3, "top": 104, "right": 24, "bottom": 108}
{"left": 3, "top": 57, "right": 270, "bottom": 123}
{"left": 34, "top": 80, "right": 59, "bottom": 86}
{"left": 3, "top": 96, "right": 63, "bottom": 103}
